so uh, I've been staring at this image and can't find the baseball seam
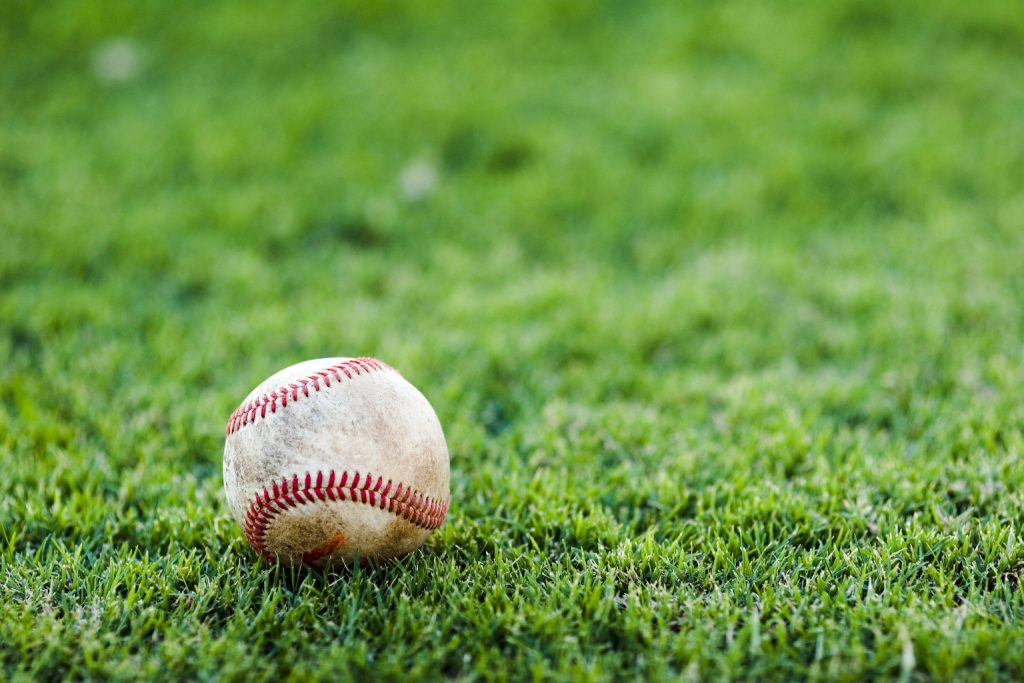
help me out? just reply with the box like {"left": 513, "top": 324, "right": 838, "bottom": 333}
{"left": 225, "top": 357, "right": 391, "bottom": 436}
{"left": 242, "top": 470, "right": 449, "bottom": 559}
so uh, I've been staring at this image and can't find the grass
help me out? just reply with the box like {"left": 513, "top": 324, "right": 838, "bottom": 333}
{"left": 2, "top": 0, "right": 1024, "bottom": 680}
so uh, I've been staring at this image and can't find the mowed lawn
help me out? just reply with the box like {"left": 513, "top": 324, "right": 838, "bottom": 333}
{"left": 2, "top": 1, "right": 1024, "bottom": 680}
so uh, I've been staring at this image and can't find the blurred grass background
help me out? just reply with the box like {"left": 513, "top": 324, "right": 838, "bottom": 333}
{"left": 2, "top": 0, "right": 1024, "bottom": 680}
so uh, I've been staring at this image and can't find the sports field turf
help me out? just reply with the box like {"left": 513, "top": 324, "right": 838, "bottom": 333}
{"left": 2, "top": 1, "right": 1024, "bottom": 680}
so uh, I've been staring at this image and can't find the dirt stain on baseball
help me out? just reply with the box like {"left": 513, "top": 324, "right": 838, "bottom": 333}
{"left": 302, "top": 531, "right": 348, "bottom": 565}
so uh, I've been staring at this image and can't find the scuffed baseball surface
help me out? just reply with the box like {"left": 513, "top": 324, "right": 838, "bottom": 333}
{"left": 223, "top": 357, "right": 450, "bottom": 567}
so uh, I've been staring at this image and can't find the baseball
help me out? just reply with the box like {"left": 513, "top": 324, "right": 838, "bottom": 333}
{"left": 222, "top": 357, "right": 450, "bottom": 566}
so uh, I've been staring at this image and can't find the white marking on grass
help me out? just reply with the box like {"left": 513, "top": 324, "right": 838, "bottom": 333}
{"left": 399, "top": 158, "right": 438, "bottom": 201}
{"left": 92, "top": 38, "right": 144, "bottom": 84}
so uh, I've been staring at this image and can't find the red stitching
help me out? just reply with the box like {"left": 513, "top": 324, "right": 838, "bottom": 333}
{"left": 225, "top": 357, "right": 393, "bottom": 436}
{"left": 242, "top": 469, "right": 449, "bottom": 560}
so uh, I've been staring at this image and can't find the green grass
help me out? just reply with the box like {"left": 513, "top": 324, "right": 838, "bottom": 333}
{"left": 2, "top": 0, "right": 1024, "bottom": 680}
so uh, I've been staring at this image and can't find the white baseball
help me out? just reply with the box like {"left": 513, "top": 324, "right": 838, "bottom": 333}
{"left": 222, "top": 357, "right": 450, "bottom": 566}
